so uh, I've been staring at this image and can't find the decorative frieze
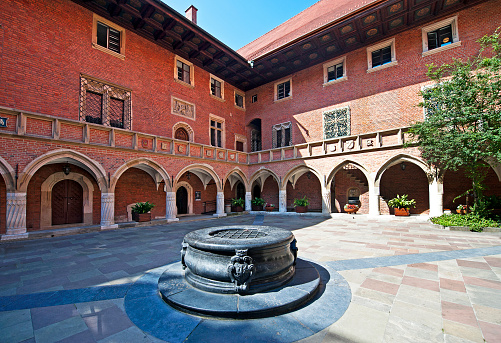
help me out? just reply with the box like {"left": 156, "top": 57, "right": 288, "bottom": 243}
{"left": 172, "top": 97, "right": 195, "bottom": 120}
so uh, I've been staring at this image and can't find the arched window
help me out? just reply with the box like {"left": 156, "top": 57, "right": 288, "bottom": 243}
{"left": 175, "top": 127, "right": 189, "bottom": 141}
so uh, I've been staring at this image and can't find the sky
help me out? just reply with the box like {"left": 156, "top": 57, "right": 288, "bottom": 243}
{"left": 161, "top": 0, "right": 319, "bottom": 51}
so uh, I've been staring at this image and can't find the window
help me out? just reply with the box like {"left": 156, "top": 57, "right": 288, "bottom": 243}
{"left": 79, "top": 75, "right": 131, "bottom": 129}
{"left": 236, "top": 141, "right": 244, "bottom": 152}
{"left": 92, "top": 15, "right": 125, "bottom": 59}
{"left": 251, "top": 129, "right": 261, "bottom": 152}
{"left": 235, "top": 92, "right": 244, "bottom": 108}
{"left": 272, "top": 122, "right": 292, "bottom": 148}
{"left": 235, "top": 134, "right": 246, "bottom": 152}
{"left": 251, "top": 95, "right": 258, "bottom": 103}
{"left": 367, "top": 38, "right": 397, "bottom": 72}
{"left": 323, "top": 107, "right": 350, "bottom": 139}
{"left": 210, "top": 75, "right": 224, "bottom": 99}
{"left": 422, "top": 17, "right": 460, "bottom": 56}
{"left": 276, "top": 80, "right": 291, "bottom": 101}
{"left": 323, "top": 56, "right": 347, "bottom": 85}
{"left": 210, "top": 115, "right": 225, "bottom": 147}
{"left": 174, "top": 56, "right": 194, "bottom": 86}
{"left": 175, "top": 127, "right": 189, "bottom": 141}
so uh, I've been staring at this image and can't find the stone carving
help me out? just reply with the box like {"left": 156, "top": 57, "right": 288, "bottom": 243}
{"left": 6, "top": 193, "right": 27, "bottom": 235}
{"left": 346, "top": 140, "right": 355, "bottom": 150}
{"left": 227, "top": 249, "right": 255, "bottom": 293}
{"left": 245, "top": 192, "right": 252, "bottom": 211}
{"left": 323, "top": 107, "right": 350, "bottom": 139}
{"left": 166, "top": 192, "right": 177, "bottom": 220}
{"left": 100, "top": 193, "right": 115, "bottom": 226}
{"left": 218, "top": 152, "right": 224, "bottom": 159}
{"left": 229, "top": 153, "right": 235, "bottom": 159}
{"left": 161, "top": 142, "right": 169, "bottom": 150}
{"left": 322, "top": 190, "right": 331, "bottom": 214}
{"left": 181, "top": 241, "right": 188, "bottom": 269}
{"left": 141, "top": 139, "right": 148, "bottom": 148}
{"left": 367, "top": 139, "right": 374, "bottom": 147}
{"left": 178, "top": 145, "right": 184, "bottom": 153}
{"left": 216, "top": 192, "right": 224, "bottom": 215}
{"left": 290, "top": 239, "right": 298, "bottom": 265}
{"left": 206, "top": 150, "right": 211, "bottom": 157}
{"left": 279, "top": 190, "right": 287, "bottom": 212}
{"left": 172, "top": 98, "right": 195, "bottom": 119}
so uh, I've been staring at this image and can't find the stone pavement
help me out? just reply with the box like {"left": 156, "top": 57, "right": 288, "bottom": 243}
{"left": 1, "top": 214, "right": 500, "bottom": 343}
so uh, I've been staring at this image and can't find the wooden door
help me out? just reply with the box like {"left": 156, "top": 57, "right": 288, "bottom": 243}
{"left": 52, "top": 180, "right": 83, "bottom": 225}
{"left": 176, "top": 186, "right": 188, "bottom": 214}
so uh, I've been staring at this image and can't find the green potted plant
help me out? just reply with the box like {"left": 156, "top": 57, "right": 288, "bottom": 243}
{"left": 387, "top": 194, "right": 416, "bottom": 216}
{"left": 456, "top": 204, "right": 467, "bottom": 215}
{"left": 251, "top": 197, "right": 266, "bottom": 211}
{"left": 231, "top": 198, "right": 245, "bottom": 212}
{"left": 293, "top": 196, "right": 309, "bottom": 213}
{"left": 131, "top": 201, "right": 155, "bottom": 222}
{"left": 265, "top": 203, "right": 275, "bottom": 212}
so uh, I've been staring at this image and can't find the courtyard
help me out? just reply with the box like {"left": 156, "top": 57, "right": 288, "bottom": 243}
{"left": 1, "top": 214, "right": 501, "bottom": 342}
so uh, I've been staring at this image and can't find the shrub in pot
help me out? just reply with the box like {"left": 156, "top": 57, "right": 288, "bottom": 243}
{"left": 294, "top": 196, "right": 309, "bottom": 213}
{"left": 231, "top": 198, "right": 245, "bottom": 212}
{"left": 265, "top": 203, "right": 275, "bottom": 212}
{"left": 251, "top": 197, "right": 266, "bottom": 211}
{"left": 387, "top": 194, "right": 416, "bottom": 216}
{"left": 132, "top": 201, "right": 155, "bottom": 222}
{"left": 344, "top": 203, "right": 360, "bottom": 214}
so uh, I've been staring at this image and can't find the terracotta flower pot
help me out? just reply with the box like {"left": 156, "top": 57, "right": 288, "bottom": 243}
{"left": 132, "top": 212, "right": 151, "bottom": 222}
{"left": 394, "top": 208, "right": 410, "bottom": 216}
{"left": 233, "top": 206, "right": 243, "bottom": 212}
{"left": 295, "top": 206, "right": 308, "bottom": 213}
{"left": 265, "top": 206, "right": 275, "bottom": 212}
{"left": 344, "top": 208, "right": 358, "bottom": 214}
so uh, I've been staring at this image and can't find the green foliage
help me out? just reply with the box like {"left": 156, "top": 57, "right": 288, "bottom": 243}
{"left": 406, "top": 28, "right": 501, "bottom": 210}
{"left": 231, "top": 198, "right": 245, "bottom": 207}
{"left": 431, "top": 213, "right": 499, "bottom": 232}
{"left": 484, "top": 195, "right": 501, "bottom": 209}
{"left": 131, "top": 201, "right": 155, "bottom": 214}
{"left": 293, "top": 196, "right": 309, "bottom": 207}
{"left": 251, "top": 197, "right": 266, "bottom": 206}
{"left": 387, "top": 194, "right": 416, "bottom": 209}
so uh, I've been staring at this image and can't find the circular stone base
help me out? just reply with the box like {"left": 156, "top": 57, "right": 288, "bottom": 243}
{"left": 158, "top": 258, "right": 320, "bottom": 319}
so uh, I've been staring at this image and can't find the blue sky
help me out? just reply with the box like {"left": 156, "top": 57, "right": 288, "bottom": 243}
{"left": 161, "top": 0, "right": 319, "bottom": 51}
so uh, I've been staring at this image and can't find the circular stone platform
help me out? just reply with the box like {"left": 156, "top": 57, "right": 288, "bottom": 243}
{"left": 159, "top": 258, "right": 319, "bottom": 319}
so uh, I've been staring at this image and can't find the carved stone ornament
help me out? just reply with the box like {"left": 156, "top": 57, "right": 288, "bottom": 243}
{"left": 206, "top": 150, "right": 211, "bottom": 157}
{"left": 172, "top": 98, "right": 195, "bottom": 119}
{"left": 178, "top": 145, "right": 184, "bottom": 153}
{"left": 229, "top": 153, "right": 235, "bottom": 159}
{"left": 227, "top": 249, "right": 255, "bottom": 293}
{"left": 141, "top": 139, "right": 148, "bottom": 148}
{"left": 290, "top": 239, "right": 298, "bottom": 265}
{"left": 346, "top": 140, "right": 355, "bottom": 150}
{"left": 218, "top": 152, "right": 224, "bottom": 159}
{"left": 181, "top": 241, "right": 188, "bottom": 270}
{"left": 367, "top": 139, "right": 374, "bottom": 147}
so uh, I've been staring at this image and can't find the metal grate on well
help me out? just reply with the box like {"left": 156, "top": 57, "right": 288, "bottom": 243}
{"left": 210, "top": 229, "right": 267, "bottom": 239}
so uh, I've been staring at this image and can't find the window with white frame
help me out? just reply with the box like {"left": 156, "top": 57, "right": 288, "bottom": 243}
{"left": 174, "top": 56, "right": 194, "bottom": 86}
{"left": 275, "top": 79, "right": 291, "bottom": 101}
{"left": 210, "top": 75, "right": 224, "bottom": 99}
{"left": 323, "top": 56, "right": 346, "bottom": 85}
{"left": 235, "top": 91, "right": 245, "bottom": 109}
{"left": 272, "top": 122, "right": 292, "bottom": 148}
{"left": 92, "top": 14, "right": 125, "bottom": 59}
{"left": 367, "top": 38, "right": 397, "bottom": 72}
{"left": 422, "top": 16, "right": 460, "bottom": 56}
{"left": 210, "top": 115, "right": 225, "bottom": 147}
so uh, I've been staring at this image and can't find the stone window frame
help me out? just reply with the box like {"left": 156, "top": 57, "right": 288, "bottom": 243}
{"left": 251, "top": 94, "right": 258, "bottom": 103}
{"left": 272, "top": 121, "right": 292, "bottom": 148}
{"left": 234, "top": 133, "right": 247, "bottom": 152}
{"left": 274, "top": 78, "right": 292, "bottom": 102}
{"left": 422, "top": 16, "right": 461, "bottom": 57}
{"left": 79, "top": 74, "right": 132, "bottom": 130}
{"left": 209, "top": 114, "right": 225, "bottom": 148}
{"left": 174, "top": 55, "right": 194, "bottom": 88}
{"left": 323, "top": 56, "right": 347, "bottom": 87}
{"left": 210, "top": 74, "right": 225, "bottom": 101}
{"left": 234, "top": 90, "right": 245, "bottom": 110}
{"left": 323, "top": 106, "right": 351, "bottom": 139}
{"left": 172, "top": 122, "right": 194, "bottom": 142}
{"left": 92, "top": 14, "right": 126, "bottom": 60}
{"left": 366, "top": 38, "right": 397, "bottom": 73}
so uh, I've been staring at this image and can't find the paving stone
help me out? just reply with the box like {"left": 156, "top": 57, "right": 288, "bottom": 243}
{"left": 0, "top": 309, "right": 31, "bottom": 329}
{"left": 0, "top": 319, "right": 34, "bottom": 343}
{"left": 360, "top": 278, "right": 400, "bottom": 295}
{"left": 478, "top": 320, "right": 501, "bottom": 343}
{"left": 382, "top": 316, "right": 443, "bottom": 343}
{"left": 440, "top": 288, "right": 472, "bottom": 307}
{"left": 401, "top": 275, "right": 439, "bottom": 292}
{"left": 34, "top": 316, "right": 88, "bottom": 343}
{"left": 82, "top": 304, "right": 134, "bottom": 341}
{"left": 472, "top": 304, "right": 501, "bottom": 326}
{"left": 31, "top": 304, "right": 79, "bottom": 330}
{"left": 443, "top": 319, "right": 484, "bottom": 343}
{"left": 442, "top": 301, "right": 478, "bottom": 327}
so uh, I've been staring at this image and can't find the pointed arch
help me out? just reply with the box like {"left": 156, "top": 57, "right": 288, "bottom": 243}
{"left": 375, "top": 154, "right": 431, "bottom": 187}
{"left": 18, "top": 149, "right": 108, "bottom": 193}
{"left": 0, "top": 156, "right": 16, "bottom": 192}
{"left": 326, "top": 159, "right": 373, "bottom": 188}
{"left": 249, "top": 168, "right": 280, "bottom": 191}
{"left": 282, "top": 165, "right": 323, "bottom": 190}
{"left": 223, "top": 167, "right": 249, "bottom": 191}
{"left": 175, "top": 164, "right": 222, "bottom": 191}
{"left": 173, "top": 121, "right": 194, "bottom": 142}
{"left": 110, "top": 158, "right": 171, "bottom": 193}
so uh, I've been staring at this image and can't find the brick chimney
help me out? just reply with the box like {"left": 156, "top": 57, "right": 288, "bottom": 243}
{"left": 185, "top": 5, "right": 198, "bottom": 25}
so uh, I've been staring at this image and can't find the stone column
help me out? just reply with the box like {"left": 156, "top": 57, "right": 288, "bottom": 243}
{"left": 429, "top": 178, "right": 444, "bottom": 217}
{"left": 322, "top": 188, "right": 331, "bottom": 215}
{"left": 368, "top": 184, "right": 380, "bottom": 216}
{"left": 279, "top": 190, "right": 287, "bottom": 213}
{"left": 100, "top": 193, "right": 118, "bottom": 230}
{"left": 166, "top": 191, "right": 179, "bottom": 222}
{"left": 214, "top": 192, "right": 226, "bottom": 217}
{"left": 245, "top": 191, "right": 252, "bottom": 211}
{"left": 2, "top": 192, "right": 28, "bottom": 240}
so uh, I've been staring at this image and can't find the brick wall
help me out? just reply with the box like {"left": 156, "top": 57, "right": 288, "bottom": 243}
{"left": 286, "top": 174, "right": 322, "bottom": 211}
{"left": 333, "top": 169, "right": 369, "bottom": 214}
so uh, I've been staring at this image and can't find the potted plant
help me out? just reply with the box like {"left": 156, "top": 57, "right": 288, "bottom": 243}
{"left": 387, "top": 194, "right": 416, "bottom": 216}
{"left": 132, "top": 201, "right": 155, "bottom": 222}
{"left": 294, "top": 196, "right": 309, "bottom": 213}
{"left": 251, "top": 197, "right": 266, "bottom": 211}
{"left": 231, "top": 198, "right": 245, "bottom": 212}
{"left": 265, "top": 203, "right": 275, "bottom": 212}
{"left": 344, "top": 203, "right": 360, "bottom": 214}
{"left": 456, "top": 204, "right": 467, "bottom": 215}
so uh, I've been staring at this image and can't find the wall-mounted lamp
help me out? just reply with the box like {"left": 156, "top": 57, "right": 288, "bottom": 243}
{"left": 63, "top": 163, "right": 71, "bottom": 175}
{"left": 401, "top": 162, "right": 406, "bottom": 171}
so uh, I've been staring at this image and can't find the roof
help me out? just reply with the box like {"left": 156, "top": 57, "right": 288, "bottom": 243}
{"left": 237, "top": 0, "right": 380, "bottom": 61}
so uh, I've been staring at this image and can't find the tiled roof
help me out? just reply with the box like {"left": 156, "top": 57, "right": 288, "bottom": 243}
{"left": 237, "top": 0, "right": 380, "bottom": 61}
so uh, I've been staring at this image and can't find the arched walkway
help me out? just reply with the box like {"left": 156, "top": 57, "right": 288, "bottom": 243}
{"left": 283, "top": 166, "right": 323, "bottom": 213}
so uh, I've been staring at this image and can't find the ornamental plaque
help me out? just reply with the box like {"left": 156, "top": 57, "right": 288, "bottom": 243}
{"left": 0, "top": 117, "right": 7, "bottom": 128}
{"left": 172, "top": 97, "right": 195, "bottom": 120}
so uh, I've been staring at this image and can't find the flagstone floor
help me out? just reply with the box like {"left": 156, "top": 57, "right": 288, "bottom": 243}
{"left": 1, "top": 214, "right": 500, "bottom": 343}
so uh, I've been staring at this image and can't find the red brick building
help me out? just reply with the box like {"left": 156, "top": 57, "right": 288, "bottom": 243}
{"left": 0, "top": 0, "right": 500, "bottom": 239}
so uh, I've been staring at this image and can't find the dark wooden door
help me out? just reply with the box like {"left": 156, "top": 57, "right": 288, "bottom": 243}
{"left": 176, "top": 186, "right": 188, "bottom": 214}
{"left": 52, "top": 180, "right": 83, "bottom": 225}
